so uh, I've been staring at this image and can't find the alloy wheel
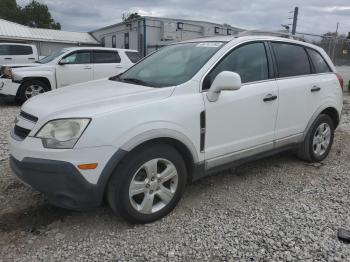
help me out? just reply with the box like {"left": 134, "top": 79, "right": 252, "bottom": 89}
{"left": 129, "top": 158, "right": 178, "bottom": 214}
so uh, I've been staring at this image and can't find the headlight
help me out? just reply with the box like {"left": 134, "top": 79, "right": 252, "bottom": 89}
{"left": 1, "top": 66, "right": 13, "bottom": 79}
{"left": 35, "top": 118, "right": 91, "bottom": 149}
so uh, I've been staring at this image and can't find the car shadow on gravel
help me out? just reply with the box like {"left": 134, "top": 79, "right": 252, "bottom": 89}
{"left": 0, "top": 97, "right": 20, "bottom": 107}
{"left": 0, "top": 202, "right": 72, "bottom": 233}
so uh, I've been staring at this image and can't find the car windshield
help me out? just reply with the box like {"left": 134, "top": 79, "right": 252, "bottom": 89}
{"left": 112, "top": 42, "right": 225, "bottom": 87}
{"left": 37, "top": 49, "right": 68, "bottom": 64}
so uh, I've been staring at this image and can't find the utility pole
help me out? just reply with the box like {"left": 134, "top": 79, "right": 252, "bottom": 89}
{"left": 291, "top": 7, "right": 299, "bottom": 35}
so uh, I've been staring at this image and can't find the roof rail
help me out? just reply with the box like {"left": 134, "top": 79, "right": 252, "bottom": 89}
{"left": 238, "top": 30, "right": 302, "bottom": 40}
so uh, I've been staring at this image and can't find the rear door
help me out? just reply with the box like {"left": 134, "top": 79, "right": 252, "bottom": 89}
{"left": 92, "top": 50, "right": 123, "bottom": 79}
{"left": 10, "top": 45, "right": 36, "bottom": 64}
{"left": 271, "top": 42, "right": 328, "bottom": 140}
{"left": 56, "top": 50, "right": 93, "bottom": 88}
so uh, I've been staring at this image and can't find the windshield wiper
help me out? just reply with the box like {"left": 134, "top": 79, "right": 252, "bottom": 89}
{"left": 116, "top": 77, "right": 155, "bottom": 87}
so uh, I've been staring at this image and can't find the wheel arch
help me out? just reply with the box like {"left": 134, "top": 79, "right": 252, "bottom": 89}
{"left": 16, "top": 77, "right": 52, "bottom": 97}
{"left": 97, "top": 134, "right": 200, "bottom": 203}
{"left": 304, "top": 104, "right": 340, "bottom": 139}
{"left": 320, "top": 107, "right": 340, "bottom": 128}
{"left": 124, "top": 137, "right": 197, "bottom": 182}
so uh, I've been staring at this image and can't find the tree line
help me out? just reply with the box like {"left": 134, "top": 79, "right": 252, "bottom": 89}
{"left": 0, "top": 0, "right": 61, "bottom": 30}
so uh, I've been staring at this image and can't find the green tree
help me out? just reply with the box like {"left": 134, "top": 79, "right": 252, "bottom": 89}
{"left": 0, "top": 0, "right": 61, "bottom": 30}
{"left": 122, "top": 12, "right": 141, "bottom": 22}
{"left": 22, "top": 0, "right": 61, "bottom": 29}
{"left": 0, "top": 0, "right": 21, "bottom": 22}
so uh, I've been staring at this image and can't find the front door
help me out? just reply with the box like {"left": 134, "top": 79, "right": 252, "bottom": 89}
{"left": 203, "top": 42, "right": 278, "bottom": 161}
{"left": 56, "top": 50, "right": 93, "bottom": 88}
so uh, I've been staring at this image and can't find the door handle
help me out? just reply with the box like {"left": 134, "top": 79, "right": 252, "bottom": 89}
{"left": 311, "top": 86, "right": 321, "bottom": 92}
{"left": 28, "top": 58, "right": 35, "bottom": 60}
{"left": 4, "top": 57, "right": 12, "bottom": 60}
{"left": 83, "top": 66, "right": 92, "bottom": 69}
{"left": 263, "top": 94, "right": 278, "bottom": 102}
{"left": 115, "top": 65, "right": 123, "bottom": 68}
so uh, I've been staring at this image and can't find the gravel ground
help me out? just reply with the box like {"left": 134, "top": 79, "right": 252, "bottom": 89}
{"left": 0, "top": 94, "right": 350, "bottom": 261}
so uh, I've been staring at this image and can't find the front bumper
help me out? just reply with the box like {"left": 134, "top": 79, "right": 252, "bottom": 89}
{"left": 10, "top": 156, "right": 101, "bottom": 210}
{"left": 0, "top": 78, "right": 20, "bottom": 97}
{"left": 9, "top": 133, "right": 127, "bottom": 210}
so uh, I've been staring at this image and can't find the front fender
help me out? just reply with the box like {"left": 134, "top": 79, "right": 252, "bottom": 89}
{"left": 116, "top": 121, "right": 201, "bottom": 163}
{"left": 14, "top": 71, "right": 56, "bottom": 89}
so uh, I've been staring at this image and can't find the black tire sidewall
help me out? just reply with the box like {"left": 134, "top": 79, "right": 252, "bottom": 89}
{"left": 307, "top": 114, "right": 335, "bottom": 162}
{"left": 19, "top": 80, "right": 48, "bottom": 103}
{"left": 107, "top": 144, "right": 187, "bottom": 224}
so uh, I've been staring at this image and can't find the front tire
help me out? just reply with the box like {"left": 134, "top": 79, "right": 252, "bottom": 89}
{"left": 19, "top": 80, "right": 49, "bottom": 103}
{"left": 297, "top": 114, "right": 335, "bottom": 162}
{"left": 107, "top": 144, "right": 187, "bottom": 224}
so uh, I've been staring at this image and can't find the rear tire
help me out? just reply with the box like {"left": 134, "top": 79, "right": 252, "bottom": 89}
{"left": 107, "top": 144, "right": 187, "bottom": 224}
{"left": 297, "top": 114, "right": 334, "bottom": 162}
{"left": 19, "top": 80, "right": 49, "bottom": 103}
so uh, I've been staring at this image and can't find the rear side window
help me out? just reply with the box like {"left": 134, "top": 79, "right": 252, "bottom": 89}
{"left": 204, "top": 42, "right": 269, "bottom": 89}
{"left": 125, "top": 51, "right": 141, "bottom": 63}
{"left": 307, "top": 49, "right": 331, "bottom": 74}
{"left": 0, "top": 45, "right": 10, "bottom": 55}
{"left": 10, "top": 45, "right": 33, "bottom": 55}
{"left": 93, "top": 51, "right": 121, "bottom": 63}
{"left": 272, "top": 43, "right": 311, "bottom": 78}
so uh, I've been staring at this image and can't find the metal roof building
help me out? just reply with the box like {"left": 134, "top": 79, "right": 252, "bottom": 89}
{"left": 91, "top": 16, "right": 245, "bottom": 57}
{"left": 0, "top": 19, "right": 99, "bottom": 56}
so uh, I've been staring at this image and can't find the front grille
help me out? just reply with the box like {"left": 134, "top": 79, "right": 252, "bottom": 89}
{"left": 14, "top": 125, "right": 31, "bottom": 139}
{"left": 20, "top": 111, "right": 38, "bottom": 123}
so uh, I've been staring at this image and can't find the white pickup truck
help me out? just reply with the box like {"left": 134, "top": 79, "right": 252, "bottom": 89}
{"left": 0, "top": 47, "right": 140, "bottom": 102}
{"left": 0, "top": 43, "right": 40, "bottom": 67}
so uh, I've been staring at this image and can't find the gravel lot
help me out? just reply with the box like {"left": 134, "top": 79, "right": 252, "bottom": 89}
{"left": 0, "top": 93, "right": 350, "bottom": 261}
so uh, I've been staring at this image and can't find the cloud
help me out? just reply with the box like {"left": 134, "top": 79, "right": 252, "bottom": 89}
{"left": 18, "top": 0, "right": 350, "bottom": 35}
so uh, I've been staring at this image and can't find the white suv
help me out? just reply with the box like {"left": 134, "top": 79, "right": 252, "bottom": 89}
{"left": 0, "top": 47, "right": 140, "bottom": 102}
{"left": 9, "top": 36, "right": 343, "bottom": 223}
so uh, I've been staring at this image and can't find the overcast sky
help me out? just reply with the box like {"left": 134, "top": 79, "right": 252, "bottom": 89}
{"left": 17, "top": 0, "right": 350, "bottom": 35}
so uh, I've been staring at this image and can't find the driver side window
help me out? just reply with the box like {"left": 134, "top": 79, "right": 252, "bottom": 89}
{"left": 63, "top": 51, "right": 91, "bottom": 64}
{"left": 203, "top": 42, "right": 269, "bottom": 90}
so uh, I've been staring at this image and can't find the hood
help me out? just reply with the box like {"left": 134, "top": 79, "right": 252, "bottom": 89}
{"left": 21, "top": 79, "right": 174, "bottom": 120}
{"left": 13, "top": 63, "right": 54, "bottom": 72}
{"left": 2, "top": 63, "right": 43, "bottom": 69}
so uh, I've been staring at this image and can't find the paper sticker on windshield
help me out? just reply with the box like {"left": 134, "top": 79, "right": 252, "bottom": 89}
{"left": 196, "top": 42, "right": 223, "bottom": 48}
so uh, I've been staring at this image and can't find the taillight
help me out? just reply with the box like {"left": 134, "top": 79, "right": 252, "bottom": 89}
{"left": 336, "top": 73, "right": 344, "bottom": 90}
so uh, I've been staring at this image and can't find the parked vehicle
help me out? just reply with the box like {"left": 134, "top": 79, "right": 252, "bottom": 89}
{"left": 0, "top": 43, "right": 39, "bottom": 67}
{"left": 9, "top": 36, "right": 343, "bottom": 223}
{"left": 0, "top": 47, "right": 140, "bottom": 102}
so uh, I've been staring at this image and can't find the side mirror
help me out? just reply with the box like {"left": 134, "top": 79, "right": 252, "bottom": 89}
{"left": 58, "top": 58, "right": 69, "bottom": 65}
{"left": 207, "top": 71, "right": 242, "bottom": 102}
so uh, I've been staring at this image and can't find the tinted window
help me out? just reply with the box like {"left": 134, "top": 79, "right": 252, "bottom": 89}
{"left": 63, "top": 51, "right": 91, "bottom": 64}
{"left": 307, "top": 49, "right": 331, "bottom": 73}
{"left": 10, "top": 45, "right": 33, "bottom": 55}
{"left": 0, "top": 45, "right": 10, "bottom": 55}
{"left": 204, "top": 42, "right": 268, "bottom": 89}
{"left": 125, "top": 51, "right": 141, "bottom": 63}
{"left": 93, "top": 51, "right": 121, "bottom": 63}
{"left": 272, "top": 43, "right": 311, "bottom": 78}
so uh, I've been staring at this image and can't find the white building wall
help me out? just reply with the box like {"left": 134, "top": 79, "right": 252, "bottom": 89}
{"left": 91, "top": 17, "right": 244, "bottom": 56}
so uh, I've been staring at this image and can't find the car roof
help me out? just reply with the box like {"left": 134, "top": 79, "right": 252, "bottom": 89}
{"left": 63, "top": 47, "right": 139, "bottom": 52}
{"left": 179, "top": 35, "right": 323, "bottom": 52}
